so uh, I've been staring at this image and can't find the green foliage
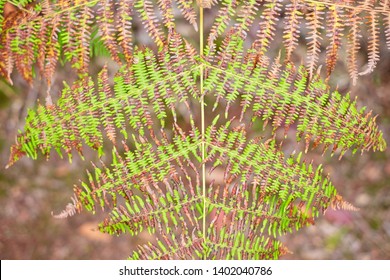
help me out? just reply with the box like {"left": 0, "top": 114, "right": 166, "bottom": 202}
{"left": 1, "top": 0, "right": 388, "bottom": 259}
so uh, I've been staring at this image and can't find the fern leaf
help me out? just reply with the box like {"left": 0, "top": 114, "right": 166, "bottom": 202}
{"left": 130, "top": 232, "right": 204, "bottom": 260}
{"left": 207, "top": 0, "right": 238, "bottom": 46}
{"left": 234, "top": 0, "right": 260, "bottom": 38}
{"left": 305, "top": 2, "right": 325, "bottom": 79}
{"left": 1, "top": 0, "right": 195, "bottom": 82}
{"left": 347, "top": 9, "right": 362, "bottom": 85}
{"left": 204, "top": 36, "right": 386, "bottom": 155}
{"left": 98, "top": 65, "right": 117, "bottom": 144}
{"left": 283, "top": 0, "right": 303, "bottom": 62}
{"left": 7, "top": 37, "right": 387, "bottom": 259}
{"left": 52, "top": 195, "right": 81, "bottom": 219}
{"left": 177, "top": 0, "right": 198, "bottom": 31}
{"left": 135, "top": 0, "right": 165, "bottom": 48}
{"left": 0, "top": 1, "right": 5, "bottom": 31}
{"left": 329, "top": 194, "right": 359, "bottom": 212}
{"left": 386, "top": 12, "right": 390, "bottom": 50}
{"left": 8, "top": 39, "right": 386, "bottom": 166}
{"left": 253, "top": 0, "right": 282, "bottom": 56}
{"left": 97, "top": 0, "right": 121, "bottom": 63}
{"left": 325, "top": 5, "right": 343, "bottom": 78}
{"left": 7, "top": 38, "right": 199, "bottom": 165}
{"left": 69, "top": 121, "right": 342, "bottom": 259}
{"left": 12, "top": 13, "right": 37, "bottom": 84}
{"left": 42, "top": 15, "right": 60, "bottom": 88}
{"left": 2, "top": 0, "right": 390, "bottom": 84}
{"left": 157, "top": 0, "right": 174, "bottom": 30}
{"left": 117, "top": 0, "right": 134, "bottom": 63}
{"left": 206, "top": 0, "right": 390, "bottom": 82}
{"left": 69, "top": 3, "right": 93, "bottom": 73}
{"left": 359, "top": 10, "right": 380, "bottom": 76}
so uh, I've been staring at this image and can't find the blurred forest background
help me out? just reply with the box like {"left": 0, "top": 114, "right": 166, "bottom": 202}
{"left": 1, "top": 1, "right": 390, "bottom": 259}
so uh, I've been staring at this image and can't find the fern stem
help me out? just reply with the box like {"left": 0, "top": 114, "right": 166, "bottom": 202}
{"left": 199, "top": 3, "right": 207, "bottom": 260}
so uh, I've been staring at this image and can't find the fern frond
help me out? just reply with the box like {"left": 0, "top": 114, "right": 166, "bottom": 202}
{"left": 205, "top": 127, "right": 335, "bottom": 230}
{"left": 97, "top": 0, "right": 121, "bottom": 63}
{"left": 177, "top": 0, "right": 198, "bottom": 31}
{"left": 347, "top": 9, "right": 362, "bottom": 85}
{"left": 329, "top": 194, "right": 359, "bottom": 212}
{"left": 234, "top": 0, "right": 260, "bottom": 37}
{"left": 7, "top": 37, "right": 200, "bottom": 166}
{"left": 51, "top": 195, "right": 81, "bottom": 219}
{"left": 204, "top": 36, "right": 386, "bottom": 156}
{"left": 253, "top": 0, "right": 282, "bottom": 56}
{"left": 8, "top": 38, "right": 386, "bottom": 167}
{"left": 42, "top": 15, "right": 60, "bottom": 88}
{"left": 68, "top": 119, "right": 342, "bottom": 259}
{"left": 207, "top": 0, "right": 238, "bottom": 46}
{"left": 130, "top": 232, "right": 204, "bottom": 260}
{"left": 283, "top": 0, "right": 303, "bottom": 62}
{"left": 117, "top": 0, "right": 134, "bottom": 63}
{"left": 305, "top": 2, "right": 325, "bottom": 79}
{"left": 90, "top": 138, "right": 202, "bottom": 234}
{"left": 3, "top": 0, "right": 390, "bottom": 84}
{"left": 359, "top": 10, "right": 380, "bottom": 76}
{"left": 0, "top": 1, "right": 5, "bottom": 30}
{"left": 135, "top": 0, "right": 165, "bottom": 48}
{"left": 385, "top": 12, "right": 390, "bottom": 49}
{"left": 0, "top": 2, "right": 36, "bottom": 84}
{"left": 157, "top": 0, "right": 174, "bottom": 30}
{"left": 67, "top": 2, "right": 93, "bottom": 73}
{"left": 4, "top": 2, "right": 388, "bottom": 260}
{"left": 12, "top": 12, "right": 37, "bottom": 84}
{"left": 207, "top": 0, "right": 390, "bottom": 81}
{"left": 7, "top": 37, "right": 387, "bottom": 258}
{"left": 0, "top": 0, "right": 200, "bottom": 83}
{"left": 325, "top": 4, "right": 343, "bottom": 77}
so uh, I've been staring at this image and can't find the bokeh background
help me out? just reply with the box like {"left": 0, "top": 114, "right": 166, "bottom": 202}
{"left": 1, "top": 2, "right": 390, "bottom": 259}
